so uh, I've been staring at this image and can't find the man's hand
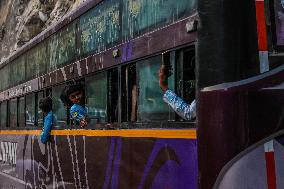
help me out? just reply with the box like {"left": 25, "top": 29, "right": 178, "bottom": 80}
{"left": 158, "top": 64, "right": 169, "bottom": 92}
{"left": 80, "top": 117, "right": 88, "bottom": 128}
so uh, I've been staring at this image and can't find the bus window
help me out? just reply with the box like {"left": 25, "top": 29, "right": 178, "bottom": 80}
{"left": 121, "top": 64, "right": 137, "bottom": 122}
{"left": 0, "top": 101, "right": 7, "bottom": 127}
{"left": 18, "top": 97, "right": 25, "bottom": 127}
{"left": 176, "top": 48, "right": 196, "bottom": 120}
{"left": 26, "top": 42, "right": 47, "bottom": 80}
{"left": 10, "top": 56, "right": 25, "bottom": 88}
{"left": 108, "top": 68, "right": 119, "bottom": 123}
{"left": 9, "top": 98, "right": 18, "bottom": 127}
{"left": 26, "top": 93, "right": 36, "bottom": 127}
{"left": 0, "top": 66, "right": 9, "bottom": 91}
{"left": 36, "top": 91, "right": 44, "bottom": 127}
{"left": 136, "top": 56, "right": 175, "bottom": 121}
{"left": 86, "top": 72, "right": 108, "bottom": 125}
{"left": 52, "top": 85, "right": 67, "bottom": 128}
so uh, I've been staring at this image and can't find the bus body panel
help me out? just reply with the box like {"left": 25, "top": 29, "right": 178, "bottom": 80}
{"left": 0, "top": 132, "right": 197, "bottom": 188}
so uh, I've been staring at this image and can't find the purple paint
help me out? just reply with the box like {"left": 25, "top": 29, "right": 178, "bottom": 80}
{"left": 121, "top": 44, "right": 128, "bottom": 62}
{"left": 127, "top": 41, "right": 133, "bottom": 60}
{"left": 102, "top": 137, "right": 116, "bottom": 189}
{"left": 150, "top": 161, "right": 182, "bottom": 189}
{"left": 110, "top": 137, "right": 122, "bottom": 189}
{"left": 138, "top": 139, "right": 198, "bottom": 189}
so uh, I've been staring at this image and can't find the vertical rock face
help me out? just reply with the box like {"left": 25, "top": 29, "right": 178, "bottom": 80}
{"left": 0, "top": 0, "right": 86, "bottom": 63}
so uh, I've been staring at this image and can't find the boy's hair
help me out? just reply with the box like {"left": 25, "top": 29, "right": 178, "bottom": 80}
{"left": 65, "top": 83, "right": 84, "bottom": 97}
{"left": 60, "top": 83, "right": 84, "bottom": 107}
{"left": 39, "top": 97, "right": 52, "bottom": 113}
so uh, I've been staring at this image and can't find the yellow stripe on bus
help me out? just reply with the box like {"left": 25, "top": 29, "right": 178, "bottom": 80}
{"left": 0, "top": 129, "right": 197, "bottom": 139}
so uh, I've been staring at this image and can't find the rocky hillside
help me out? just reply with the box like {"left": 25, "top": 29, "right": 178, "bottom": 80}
{"left": 0, "top": 0, "right": 85, "bottom": 63}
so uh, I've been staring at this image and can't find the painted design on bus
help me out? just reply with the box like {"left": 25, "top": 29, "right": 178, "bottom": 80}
{"left": 0, "top": 142, "right": 17, "bottom": 166}
{"left": 0, "top": 135, "right": 197, "bottom": 189}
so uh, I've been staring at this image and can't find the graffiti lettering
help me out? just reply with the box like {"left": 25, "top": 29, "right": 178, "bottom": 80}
{"left": 0, "top": 141, "right": 17, "bottom": 166}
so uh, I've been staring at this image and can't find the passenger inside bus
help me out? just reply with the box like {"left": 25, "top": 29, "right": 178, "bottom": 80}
{"left": 39, "top": 97, "right": 56, "bottom": 143}
{"left": 62, "top": 83, "right": 89, "bottom": 128}
{"left": 158, "top": 64, "right": 196, "bottom": 120}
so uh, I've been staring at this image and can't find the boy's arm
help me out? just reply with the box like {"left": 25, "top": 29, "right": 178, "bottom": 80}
{"left": 40, "top": 115, "right": 53, "bottom": 143}
{"left": 163, "top": 89, "right": 196, "bottom": 120}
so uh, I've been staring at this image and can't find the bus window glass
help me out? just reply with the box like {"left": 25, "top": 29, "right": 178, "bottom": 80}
{"left": 18, "top": 97, "right": 25, "bottom": 127}
{"left": 122, "top": 0, "right": 196, "bottom": 39}
{"left": 9, "top": 99, "right": 18, "bottom": 127}
{"left": 10, "top": 56, "right": 25, "bottom": 87}
{"left": 57, "top": 23, "right": 76, "bottom": 67}
{"left": 52, "top": 85, "right": 67, "bottom": 127}
{"left": 48, "top": 34, "right": 59, "bottom": 71}
{"left": 136, "top": 56, "right": 175, "bottom": 121}
{"left": 79, "top": 0, "right": 120, "bottom": 56}
{"left": 37, "top": 91, "right": 44, "bottom": 127}
{"left": 0, "top": 101, "right": 7, "bottom": 127}
{"left": 0, "top": 66, "right": 9, "bottom": 91}
{"left": 86, "top": 72, "right": 108, "bottom": 124}
{"left": 26, "top": 93, "right": 36, "bottom": 127}
{"left": 26, "top": 42, "right": 47, "bottom": 80}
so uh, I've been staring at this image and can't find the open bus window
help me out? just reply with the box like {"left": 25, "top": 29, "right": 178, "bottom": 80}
{"left": 26, "top": 93, "right": 36, "bottom": 127}
{"left": 175, "top": 48, "right": 196, "bottom": 121}
{"left": 108, "top": 68, "right": 119, "bottom": 123}
{"left": 137, "top": 56, "right": 175, "bottom": 122}
{"left": 18, "top": 97, "right": 25, "bottom": 127}
{"left": 37, "top": 91, "right": 44, "bottom": 127}
{"left": 177, "top": 48, "right": 196, "bottom": 104}
{"left": 121, "top": 64, "right": 137, "bottom": 122}
{"left": 0, "top": 101, "right": 7, "bottom": 127}
{"left": 9, "top": 98, "right": 18, "bottom": 127}
{"left": 52, "top": 85, "right": 67, "bottom": 128}
{"left": 86, "top": 72, "right": 108, "bottom": 125}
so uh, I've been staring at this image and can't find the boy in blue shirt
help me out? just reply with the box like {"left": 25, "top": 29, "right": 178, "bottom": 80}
{"left": 39, "top": 97, "right": 55, "bottom": 143}
{"left": 64, "top": 83, "right": 88, "bottom": 128}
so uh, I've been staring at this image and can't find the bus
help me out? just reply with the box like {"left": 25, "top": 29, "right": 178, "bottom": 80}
{"left": 0, "top": 0, "right": 282, "bottom": 188}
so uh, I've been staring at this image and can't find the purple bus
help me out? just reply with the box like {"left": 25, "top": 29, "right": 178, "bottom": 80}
{"left": 0, "top": 0, "right": 283, "bottom": 188}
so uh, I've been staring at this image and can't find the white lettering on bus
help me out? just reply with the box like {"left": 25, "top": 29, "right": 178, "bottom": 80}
{"left": 0, "top": 141, "right": 17, "bottom": 166}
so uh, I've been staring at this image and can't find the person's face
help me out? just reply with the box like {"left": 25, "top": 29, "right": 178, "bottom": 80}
{"left": 68, "top": 90, "right": 83, "bottom": 104}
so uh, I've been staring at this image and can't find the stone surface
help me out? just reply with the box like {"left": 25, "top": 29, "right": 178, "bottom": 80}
{"left": 0, "top": 0, "right": 85, "bottom": 63}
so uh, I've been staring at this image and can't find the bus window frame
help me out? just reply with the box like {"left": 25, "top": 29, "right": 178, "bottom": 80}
{"left": 36, "top": 91, "right": 44, "bottom": 128}
{"left": 25, "top": 92, "right": 37, "bottom": 128}
{"left": 119, "top": 48, "right": 196, "bottom": 128}
{"left": 121, "top": 63, "right": 137, "bottom": 123}
{"left": 267, "top": 0, "right": 284, "bottom": 52}
{"left": 9, "top": 98, "right": 18, "bottom": 128}
{"left": 0, "top": 101, "right": 8, "bottom": 128}
{"left": 18, "top": 96, "right": 26, "bottom": 128}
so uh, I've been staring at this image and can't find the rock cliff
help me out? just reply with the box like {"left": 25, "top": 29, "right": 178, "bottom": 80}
{"left": 0, "top": 0, "right": 85, "bottom": 62}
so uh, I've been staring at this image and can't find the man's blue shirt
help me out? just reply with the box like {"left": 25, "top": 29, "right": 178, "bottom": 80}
{"left": 163, "top": 89, "right": 196, "bottom": 120}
